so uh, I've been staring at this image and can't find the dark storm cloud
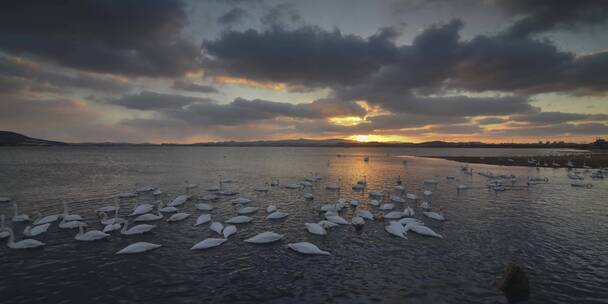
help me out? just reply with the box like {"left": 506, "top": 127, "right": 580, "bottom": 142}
{"left": 0, "top": 0, "right": 200, "bottom": 77}
{"left": 203, "top": 16, "right": 608, "bottom": 109}
{"left": 217, "top": 7, "right": 248, "bottom": 25}
{"left": 492, "top": 123, "right": 608, "bottom": 137}
{"left": 106, "top": 91, "right": 215, "bottom": 111}
{"left": 202, "top": 25, "right": 399, "bottom": 87}
{"left": 476, "top": 117, "right": 508, "bottom": 125}
{"left": 510, "top": 112, "right": 608, "bottom": 125}
{"left": 172, "top": 80, "right": 219, "bottom": 93}
{"left": 497, "top": 0, "right": 608, "bottom": 38}
{"left": 0, "top": 54, "right": 130, "bottom": 94}
{"left": 109, "top": 92, "right": 366, "bottom": 126}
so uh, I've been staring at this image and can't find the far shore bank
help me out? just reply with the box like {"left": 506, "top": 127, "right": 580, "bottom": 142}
{"left": 424, "top": 154, "right": 608, "bottom": 169}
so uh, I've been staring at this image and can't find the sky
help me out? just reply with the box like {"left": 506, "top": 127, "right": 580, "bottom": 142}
{"left": 1, "top": 0, "right": 607, "bottom": 144}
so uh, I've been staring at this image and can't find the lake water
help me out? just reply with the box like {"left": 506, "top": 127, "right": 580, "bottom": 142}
{"left": 0, "top": 147, "right": 606, "bottom": 304}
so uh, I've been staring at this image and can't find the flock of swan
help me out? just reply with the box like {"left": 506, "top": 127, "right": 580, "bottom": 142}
{"left": 0, "top": 156, "right": 602, "bottom": 256}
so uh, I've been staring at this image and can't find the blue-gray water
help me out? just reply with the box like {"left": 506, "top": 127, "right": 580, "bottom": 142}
{"left": 0, "top": 147, "right": 606, "bottom": 304}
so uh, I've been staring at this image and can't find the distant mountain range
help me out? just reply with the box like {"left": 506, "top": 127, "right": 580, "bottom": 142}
{"left": 0, "top": 131, "right": 66, "bottom": 146}
{"left": 0, "top": 131, "right": 603, "bottom": 149}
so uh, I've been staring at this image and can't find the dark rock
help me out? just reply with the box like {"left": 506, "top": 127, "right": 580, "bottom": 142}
{"left": 497, "top": 264, "right": 530, "bottom": 303}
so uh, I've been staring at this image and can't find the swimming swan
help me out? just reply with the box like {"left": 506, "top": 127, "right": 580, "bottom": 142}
{"left": 115, "top": 242, "right": 162, "bottom": 254}
{"left": 245, "top": 231, "right": 283, "bottom": 244}
{"left": 2, "top": 227, "right": 45, "bottom": 249}
{"left": 23, "top": 223, "right": 51, "bottom": 237}
{"left": 191, "top": 238, "right": 227, "bottom": 250}
{"left": 304, "top": 223, "right": 327, "bottom": 236}
{"left": 75, "top": 224, "right": 110, "bottom": 241}
{"left": 222, "top": 225, "right": 237, "bottom": 238}
{"left": 385, "top": 221, "right": 407, "bottom": 239}
{"left": 194, "top": 214, "right": 211, "bottom": 226}
{"left": 226, "top": 216, "right": 253, "bottom": 224}
{"left": 288, "top": 242, "right": 331, "bottom": 255}
{"left": 266, "top": 211, "right": 288, "bottom": 220}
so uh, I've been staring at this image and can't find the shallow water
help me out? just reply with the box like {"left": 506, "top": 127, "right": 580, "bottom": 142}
{"left": 0, "top": 147, "right": 606, "bottom": 304}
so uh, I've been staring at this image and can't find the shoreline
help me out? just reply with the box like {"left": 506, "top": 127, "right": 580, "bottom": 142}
{"left": 424, "top": 154, "right": 608, "bottom": 169}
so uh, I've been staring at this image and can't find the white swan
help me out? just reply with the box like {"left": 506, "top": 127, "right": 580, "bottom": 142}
{"left": 62, "top": 202, "right": 83, "bottom": 221}
{"left": 23, "top": 223, "right": 50, "bottom": 237}
{"left": 201, "top": 194, "right": 220, "bottom": 201}
{"left": 59, "top": 217, "right": 87, "bottom": 229}
{"left": 119, "top": 220, "right": 155, "bottom": 235}
{"left": 245, "top": 231, "right": 283, "bottom": 244}
{"left": 325, "top": 215, "right": 349, "bottom": 225}
{"left": 75, "top": 224, "right": 110, "bottom": 241}
{"left": 158, "top": 201, "right": 178, "bottom": 213}
{"left": 457, "top": 184, "right": 468, "bottom": 190}
{"left": 423, "top": 190, "right": 433, "bottom": 197}
{"left": 285, "top": 183, "right": 301, "bottom": 189}
{"left": 129, "top": 202, "right": 154, "bottom": 217}
{"left": 288, "top": 242, "right": 331, "bottom": 255}
{"left": 210, "top": 222, "right": 224, "bottom": 235}
{"left": 351, "top": 216, "right": 365, "bottom": 226}
{"left": 166, "top": 212, "right": 190, "bottom": 223}
{"left": 103, "top": 222, "right": 122, "bottom": 233}
{"left": 369, "top": 191, "right": 383, "bottom": 198}
{"left": 398, "top": 217, "right": 422, "bottom": 225}
{"left": 33, "top": 211, "right": 60, "bottom": 225}
{"left": 355, "top": 209, "right": 374, "bottom": 220}
{"left": 394, "top": 185, "right": 405, "bottom": 192}
{"left": 403, "top": 206, "right": 415, "bottom": 217}
{"left": 12, "top": 203, "right": 30, "bottom": 222}
{"left": 136, "top": 185, "right": 156, "bottom": 193}
{"left": 191, "top": 238, "right": 227, "bottom": 250}
{"left": 380, "top": 203, "right": 394, "bottom": 211}
{"left": 97, "top": 204, "right": 118, "bottom": 213}
{"left": 369, "top": 199, "right": 380, "bottom": 206}
{"left": 385, "top": 221, "right": 407, "bottom": 239}
{"left": 226, "top": 216, "right": 253, "bottom": 224}
{"left": 424, "top": 179, "right": 438, "bottom": 185}
{"left": 404, "top": 223, "right": 443, "bottom": 238}
{"left": 194, "top": 214, "right": 211, "bottom": 226}
{"left": 168, "top": 194, "right": 190, "bottom": 207}
{"left": 134, "top": 209, "right": 163, "bottom": 222}
{"left": 383, "top": 211, "right": 403, "bottom": 219}
{"left": 390, "top": 195, "right": 406, "bottom": 203}
{"left": 0, "top": 215, "right": 9, "bottom": 239}
{"left": 266, "top": 205, "right": 277, "bottom": 213}
{"left": 304, "top": 223, "right": 327, "bottom": 236}
{"left": 195, "top": 203, "right": 213, "bottom": 211}
{"left": 115, "top": 242, "right": 162, "bottom": 254}
{"left": 231, "top": 197, "right": 252, "bottom": 204}
{"left": 423, "top": 211, "right": 446, "bottom": 221}
{"left": 318, "top": 220, "right": 339, "bottom": 229}
{"left": 2, "top": 227, "right": 45, "bottom": 249}
{"left": 222, "top": 225, "right": 237, "bottom": 238}
{"left": 303, "top": 193, "right": 314, "bottom": 200}
{"left": 406, "top": 193, "right": 418, "bottom": 201}
{"left": 99, "top": 211, "right": 124, "bottom": 225}
{"left": 419, "top": 201, "right": 432, "bottom": 210}
{"left": 266, "top": 211, "right": 288, "bottom": 220}
{"left": 238, "top": 207, "right": 258, "bottom": 215}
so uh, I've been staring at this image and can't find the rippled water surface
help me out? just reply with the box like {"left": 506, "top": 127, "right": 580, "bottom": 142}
{"left": 0, "top": 147, "right": 606, "bottom": 304}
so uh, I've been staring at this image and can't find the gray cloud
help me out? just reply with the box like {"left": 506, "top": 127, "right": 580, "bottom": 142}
{"left": 0, "top": 54, "right": 130, "bottom": 94}
{"left": 202, "top": 25, "right": 399, "bottom": 87}
{"left": 497, "top": 0, "right": 608, "bottom": 38}
{"left": 510, "top": 111, "right": 608, "bottom": 125}
{"left": 218, "top": 7, "right": 248, "bottom": 25}
{"left": 106, "top": 91, "right": 215, "bottom": 111}
{"left": 0, "top": 0, "right": 200, "bottom": 77}
{"left": 172, "top": 80, "right": 219, "bottom": 93}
